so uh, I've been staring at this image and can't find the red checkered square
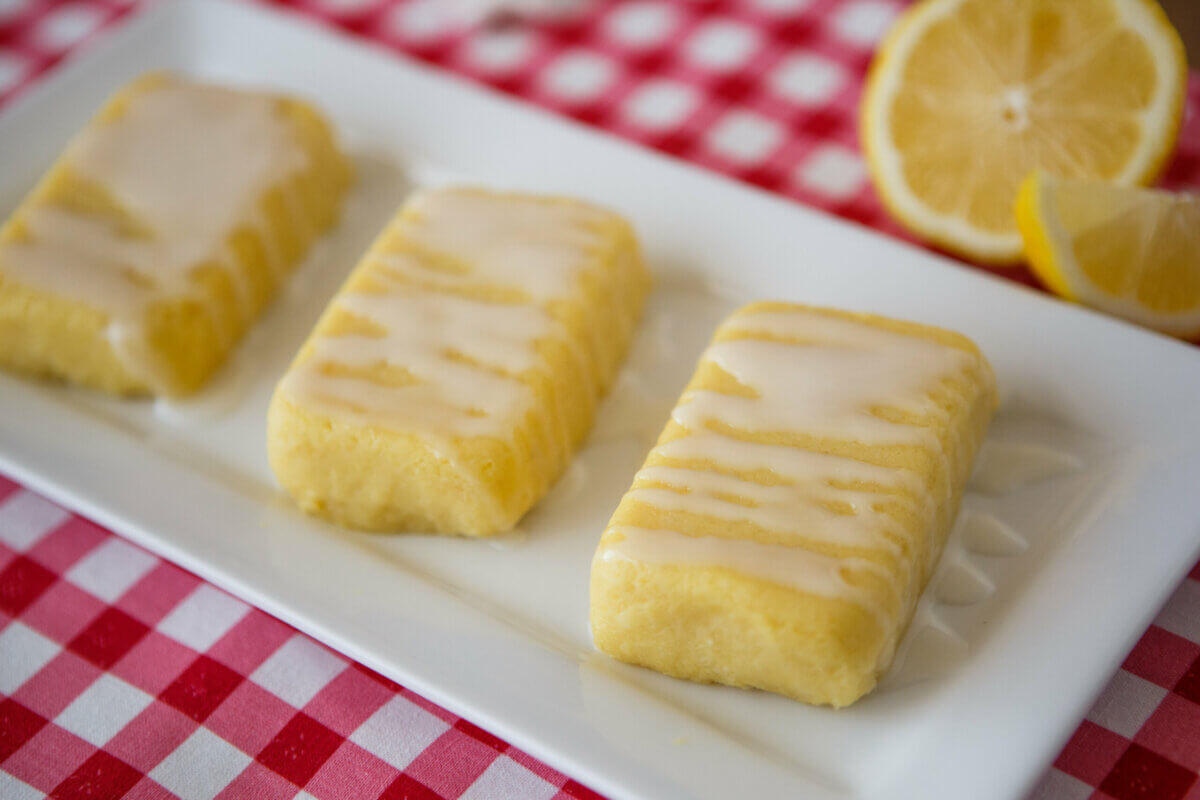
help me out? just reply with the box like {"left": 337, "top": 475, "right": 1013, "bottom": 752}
{"left": 24, "top": 517, "right": 107, "bottom": 574}
{"left": 67, "top": 607, "right": 149, "bottom": 670}
{"left": 205, "top": 681, "right": 297, "bottom": 756}
{"left": 1100, "top": 743, "right": 1197, "bottom": 800}
{"left": 205, "top": 608, "right": 295, "bottom": 675}
{"left": 0, "top": 474, "right": 21, "bottom": 503}
{"left": 20, "top": 578, "right": 106, "bottom": 644}
{"left": 110, "top": 630, "right": 198, "bottom": 696}
{"left": 256, "top": 712, "right": 345, "bottom": 787}
{"left": 0, "top": 542, "right": 15, "bottom": 574}
{"left": 405, "top": 726, "right": 502, "bottom": 796}
{"left": 1054, "top": 720, "right": 1130, "bottom": 786}
{"left": 212, "top": 760, "right": 297, "bottom": 800}
{"left": 115, "top": 561, "right": 201, "bottom": 629}
{"left": 0, "top": 555, "right": 57, "bottom": 616}
{"left": 1175, "top": 653, "right": 1200, "bottom": 707}
{"left": 0, "top": 698, "right": 48, "bottom": 763}
{"left": 158, "top": 655, "right": 243, "bottom": 723}
{"left": 1136, "top": 693, "right": 1200, "bottom": 772}
{"left": 1, "top": 722, "right": 95, "bottom": 794}
{"left": 104, "top": 701, "right": 199, "bottom": 775}
{"left": 379, "top": 773, "right": 442, "bottom": 800}
{"left": 50, "top": 750, "right": 143, "bottom": 800}
{"left": 302, "top": 662, "right": 394, "bottom": 737}
{"left": 305, "top": 741, "right": 400, "bottom": 799}
{"left": 122, "top": 777, "right": 178, "bottom": 800}
{"left": 11, "top": 650, "right": 101, "bottom": 720}
{"left": 1124, "top": 626, "right": 1200, "bottom": 690}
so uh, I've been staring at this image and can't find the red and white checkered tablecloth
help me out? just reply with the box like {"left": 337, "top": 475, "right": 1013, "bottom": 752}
{"left": 1, "top": 1, "right": 1199, "bottom": 798}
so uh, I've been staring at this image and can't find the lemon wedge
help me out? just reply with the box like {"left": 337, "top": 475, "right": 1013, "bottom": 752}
{"left": 862, "top": 0, "right": 1187, "bottom": 263}
{"left": 1017, "top": 171, "right": 1200, "bottom": 338}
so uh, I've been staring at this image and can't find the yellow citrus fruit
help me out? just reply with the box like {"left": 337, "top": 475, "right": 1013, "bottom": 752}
{"left": 861, "top": 0, "right": 1187, "bottom": 264}
{"left": 1016, "top": 171, "right": 1200, "bottom": 339}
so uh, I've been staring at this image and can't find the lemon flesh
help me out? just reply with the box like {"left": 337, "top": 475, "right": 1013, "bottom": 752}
{"left": 1017, "top": 171, "right": 1200, "bottom": 339}
{"left": 862, "top": 0, "right": 1187, "bottom": 263}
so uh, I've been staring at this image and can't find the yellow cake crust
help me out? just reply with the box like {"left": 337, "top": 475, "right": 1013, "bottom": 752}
{"left": 268, "top": 187, "right": 651, "bottom": 536}
{"left": 590, "top": 302, "right": 996, "bottom": 707}
{"left": 0, "top": 72, "right": 352, "bottom": 395}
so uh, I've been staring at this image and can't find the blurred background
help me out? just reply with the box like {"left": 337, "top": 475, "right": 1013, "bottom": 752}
{"left": 1161, "top": 0, "right": 1199, "bottom": 62}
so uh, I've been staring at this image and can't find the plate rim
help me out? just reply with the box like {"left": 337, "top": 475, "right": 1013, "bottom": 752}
{"left": 1, "top": 2, "right": 1199, "bottom": 799}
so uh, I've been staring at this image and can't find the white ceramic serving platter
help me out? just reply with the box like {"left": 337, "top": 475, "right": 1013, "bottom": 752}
{"left": 2, "top": 2, "right": 1199, "bottom": 798}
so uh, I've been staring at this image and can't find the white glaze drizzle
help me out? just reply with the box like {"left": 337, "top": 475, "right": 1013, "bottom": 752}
{"left": 603, "top": 526, "right": 893, "bottom": 629}
{"left": 0, "top": 76, "right": 308, "bottom": 392}
{"left": 278, "top": 189, "right": 616, "bottom": 446}
{"left": 603, "top": 306, "right": 991, "bottom": 664}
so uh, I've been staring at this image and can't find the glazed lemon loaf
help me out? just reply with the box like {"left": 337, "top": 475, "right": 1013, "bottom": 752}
{"left": 590, "top": 303, "right": 996, "bottom": 707}
{"left": 268, "top": 187, "right": 650, "bottom": 536}
{"left": 0, "top": 72, "right": 352, "bottom": 395}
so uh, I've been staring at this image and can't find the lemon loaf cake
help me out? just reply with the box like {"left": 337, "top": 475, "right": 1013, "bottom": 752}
{"left": 590, "top": 303, "right": 996, "bottom": 707}
{"left": 0, "top": 72, "right": 352, "bottom": 395}
{"left": 268, "top": 187, "right": 650, "bottom": 536}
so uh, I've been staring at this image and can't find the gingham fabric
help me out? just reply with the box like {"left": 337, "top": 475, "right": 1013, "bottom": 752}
{"left": 0, "top": 1, "right": 1198, "bottom": 799}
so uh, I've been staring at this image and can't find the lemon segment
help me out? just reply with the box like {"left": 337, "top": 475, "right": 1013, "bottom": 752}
{"left": 1016, "top": 171, "right": 1200, "bottom": 339}
{"left": 862, "top": 0, "right": 1187, "bottom": 264}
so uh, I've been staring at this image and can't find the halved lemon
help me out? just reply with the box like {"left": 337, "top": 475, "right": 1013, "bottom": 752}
{"left": 862, "top": 0, "right": 1187, "bottom": 264}
{"left": 1016, "top": 171, "right": 1200, "bottom": 339}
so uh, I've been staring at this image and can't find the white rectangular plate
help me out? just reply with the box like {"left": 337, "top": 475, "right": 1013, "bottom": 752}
{"left": 2, "top": 2, "right": 1199, "bottom": 798}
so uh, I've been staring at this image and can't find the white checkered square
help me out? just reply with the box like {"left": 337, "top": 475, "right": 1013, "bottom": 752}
{"left": 1026, "top": 769, "right": 1094, "bottom": 800}
{"left": 461, "top": 755, "right": 559, "bottom": 800}
{"left": 752, "top": 0, "right": 813, "bottom": 13}
{"left": 150, "top": 728, "right": 251, "bottom": 800}
{"left": 685, "top": 19, "right": 760, "bottom": 71}
{"left": 250, "top": 635, "right": 348, "bottom": 708}
{"left": 64, "top": 537, "right": 157, "bottom": 603}
{"left": 623, "top": 79, "right": 699, "bottom": 130}
{"left": 0, "top": 491, "right": 69, "bottom": 551}
{"left": 830, "top": 0, "right": 898, "bottom": 46}
{"left": 0, "top": 621, "right": 60, "bottom": 694}
{"left": 0, "top": 771, "right": 43, "bottom": 800}
{"left": 0, "top": 51, "right": 29, "bottom": 95}
{"left": 798, "top": 144, "right": 866, "bottom": 199}
{"left": 1085, "top": 670, "right": 1168, "bottom": 737}
{"left": 350, "top": 695, "right": 450, "bottom": 770}
{"left": 1153, "top": 578, "right": 1200, "bottom": 644}
{"left": 308, "top": 0, "right": 383, "bottom": 14}
{"left": 34, "top": 2, "right": 106, "bottom": 50}
{"left": 156, "top": 584, "right": 250, "bottom": 653}
{"left": 55, "top": 674, "right": 153, "bottom": 747}
{"left": 705, "top": 110, "right": 782, "bottom": 165}
{"left": 541, "top": 50, "right": 616, "bottom": 101}
{"left": 465, "top": 28, "right": 538, "bottom": 73}
{"left": 770, "top": 53, "right": 847, "bottom": 106}
{"left": 0, "top": 0, "right": 35, "bottom": 24}
{"left": 605, "top": 1, "right": 679, "bottom": 49}
{"left": 386, "top": 0, "right": 456, "bottom": 41}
